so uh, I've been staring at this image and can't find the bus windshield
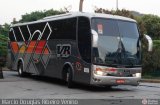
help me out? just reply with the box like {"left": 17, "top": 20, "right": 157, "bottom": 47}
{"left": 92, "top": 18, "right": 141, "bottom": 67}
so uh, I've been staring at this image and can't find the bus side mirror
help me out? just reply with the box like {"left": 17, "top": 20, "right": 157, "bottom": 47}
{"left": 91, "top": 29, "right": 99, "bottom": 47}
{"left": 144, "top": 34, "right": 153, "bottom": 52}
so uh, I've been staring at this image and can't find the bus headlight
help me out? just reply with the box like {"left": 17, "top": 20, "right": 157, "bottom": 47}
{"left": 136, "top": 73, "right": 141, "bottom": 77}
{"left": 93, "top": 66, "right": 117, "bottom": 76}
{"left": 94, "top": 68, "right": 106, "bottom": 76}
{"left": 133, "top": 73, "right": 141, "bottom": 77}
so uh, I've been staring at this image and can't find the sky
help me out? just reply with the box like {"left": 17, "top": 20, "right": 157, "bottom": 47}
{"left": 0, "top": 0, "right": 160, "bottom": 24}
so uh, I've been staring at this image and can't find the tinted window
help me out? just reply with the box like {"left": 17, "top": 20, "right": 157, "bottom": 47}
{"left": 118, "top": 21, "right": 139, "bottom": 38}
{"left": 49, "top": 18, "right": 77, "bottom": 40}
{"left": 9, "top": 30, "right": 16, "bottom": 41}
{"left": 41, "top": 24, "right": 52, "bottom": 40}
{"left": 32, "top": 31, "right": 41, "bottom": 40}
{"left": 13, "top": 27, "right": 23, "bottom": 41}
{"left": 92, "top": 18, "right": 139, "bottom": 39}
{"left": 92, "top": 19, "right": 119, "bottom": 36}
{"left": 20, "top": 26, "right": 30, "bottom": 41}
{"left": 28, "top": 23, "right": 45, "bottom": 41}
{"left": 78, "top": 17, "right": 91, "bottom": 63}
{"left": 91, "top": 18, "right": 141, "bottom": 66}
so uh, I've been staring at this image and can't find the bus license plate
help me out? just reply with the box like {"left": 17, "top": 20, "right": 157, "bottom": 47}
{"left": 116, "top": 79, "right": 125, "bottom": 84}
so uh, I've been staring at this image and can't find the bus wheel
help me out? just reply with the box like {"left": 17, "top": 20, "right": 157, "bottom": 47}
{"left": 18, "top": 62, "right": 25, "bottom": 77}
{"left": 66, "top": 68, "right": 74, "bottom": 88}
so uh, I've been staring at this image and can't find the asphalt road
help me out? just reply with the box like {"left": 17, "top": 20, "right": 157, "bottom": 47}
{"left": 0, "top": 71, "right": 160, "bottom": 99}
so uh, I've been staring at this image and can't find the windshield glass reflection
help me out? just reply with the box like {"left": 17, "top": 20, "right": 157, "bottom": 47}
{"left": 92, "top": 18, "right": 141, "bottom": 67}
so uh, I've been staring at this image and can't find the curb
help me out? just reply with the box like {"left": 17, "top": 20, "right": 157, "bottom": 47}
{"left": 140, "top": 79, "right": 160, "bottom": 83}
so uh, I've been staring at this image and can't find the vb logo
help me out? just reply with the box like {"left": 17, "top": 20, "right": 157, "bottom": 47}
{"left": 56, "top": 44, "right": 71, "bottom": 58}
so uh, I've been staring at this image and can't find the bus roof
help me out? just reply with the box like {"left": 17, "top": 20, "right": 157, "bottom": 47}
{"left": 11, "top": 12, "right": 136, "bottom": 27}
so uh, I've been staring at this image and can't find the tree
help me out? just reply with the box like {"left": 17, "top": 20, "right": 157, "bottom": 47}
{"left": 19, "top": 9, "right": 67, "bottom": 23}
{"left": 0, "top": 34, "right": 7, "bottom": 57}
{"left": 95, "top": 8, "right": 134, "bottom": 19}
{"left": 142, "top": 15, "right": 160, "bottom": 40}
{"left": 0, "top": 23, "right": 10, "bottom": 37}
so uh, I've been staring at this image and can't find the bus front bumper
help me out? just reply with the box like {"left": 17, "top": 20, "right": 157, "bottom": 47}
{"left": 90, "top": 75, "right": 141, "bottom": 86}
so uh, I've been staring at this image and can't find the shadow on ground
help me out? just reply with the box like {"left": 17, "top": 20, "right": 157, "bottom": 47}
{"left": 3, "top": 71, "right": 134, "bottom": 92}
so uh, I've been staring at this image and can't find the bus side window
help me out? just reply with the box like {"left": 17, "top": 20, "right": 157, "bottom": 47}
{"left": 20, "top": 26, "right": 30, "bottom": 41}
{"left": 49, "top": 18, "right": 77, "bottom": 40}
{"left": 13, "top": 27, "right": 24, "bottom": 42}
{"left": 29, "top": 23, "right": 45, "bottom": 41}
{"left": 9, "top": 30, "right": 16, "bottom": 41}
{"left": 78, "top": 17, "right": 91, "bottom": 63}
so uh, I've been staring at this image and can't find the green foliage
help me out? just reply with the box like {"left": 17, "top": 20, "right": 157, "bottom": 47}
{"left": 153, "top": 40, "right": 160, "bottom": 48}
{"left": 0, "top": 23, "right": 10, "bottom": 37}
{"left": 0, "top": 34, "right": 8, "bottom": 57}
{"left": 136, "top": 17, "right": 147, "bottom": 36}
{"left": 95, "top": 8, "right": 135, "bottom": 19}
{"left": 142, "top": 40, "right": 160, "bottom": 75}
{"left": 141, "top": 15, "right": 160, "bottom": 39}
{"left": 19, "top": 9, "right": 67, "bottom": 23}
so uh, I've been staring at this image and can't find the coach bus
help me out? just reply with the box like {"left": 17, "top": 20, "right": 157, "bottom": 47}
{"left": 7, "top": 12, "right": 152, "bottom": 88}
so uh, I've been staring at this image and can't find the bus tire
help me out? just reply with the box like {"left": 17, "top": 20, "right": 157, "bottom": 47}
{"left": 66, "top": 67, "right": 74, "bottom": 88}
{"left": 17, "top": 62, "right": 27, "bottom": 77}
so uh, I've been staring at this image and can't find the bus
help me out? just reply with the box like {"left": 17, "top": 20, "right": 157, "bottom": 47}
{"left": 7, "top": 12, "right": 152, "bottom": 88}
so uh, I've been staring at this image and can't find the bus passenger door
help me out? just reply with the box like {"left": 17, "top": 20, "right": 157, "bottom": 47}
{"left": 76, "top": 17, "right": 91, "bottom": 84}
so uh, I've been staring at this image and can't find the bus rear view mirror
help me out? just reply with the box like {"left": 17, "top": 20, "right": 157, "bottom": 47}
{"left": 144, "top": 34, "right": 153, "bottom": 52}
{"left": 91, "top": 29, "right": 99, "bottom": 47}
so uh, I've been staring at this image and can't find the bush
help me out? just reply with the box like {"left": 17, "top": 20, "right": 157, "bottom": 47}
{"left": 142, "top": 40, "right": 160, "bottom": 76}
{"left": 0, "top": 34, "right": 7, "bottom": 67}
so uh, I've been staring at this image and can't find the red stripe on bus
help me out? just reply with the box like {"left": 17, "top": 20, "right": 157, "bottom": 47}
{"left": 26, "top": 41, "right": 37, "bottom": 53}
{"left": 10, "top": 42, "right": 19, "bottom": 53}
{"left": 35, "top": 40, "right": 46, "bottom": 54}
